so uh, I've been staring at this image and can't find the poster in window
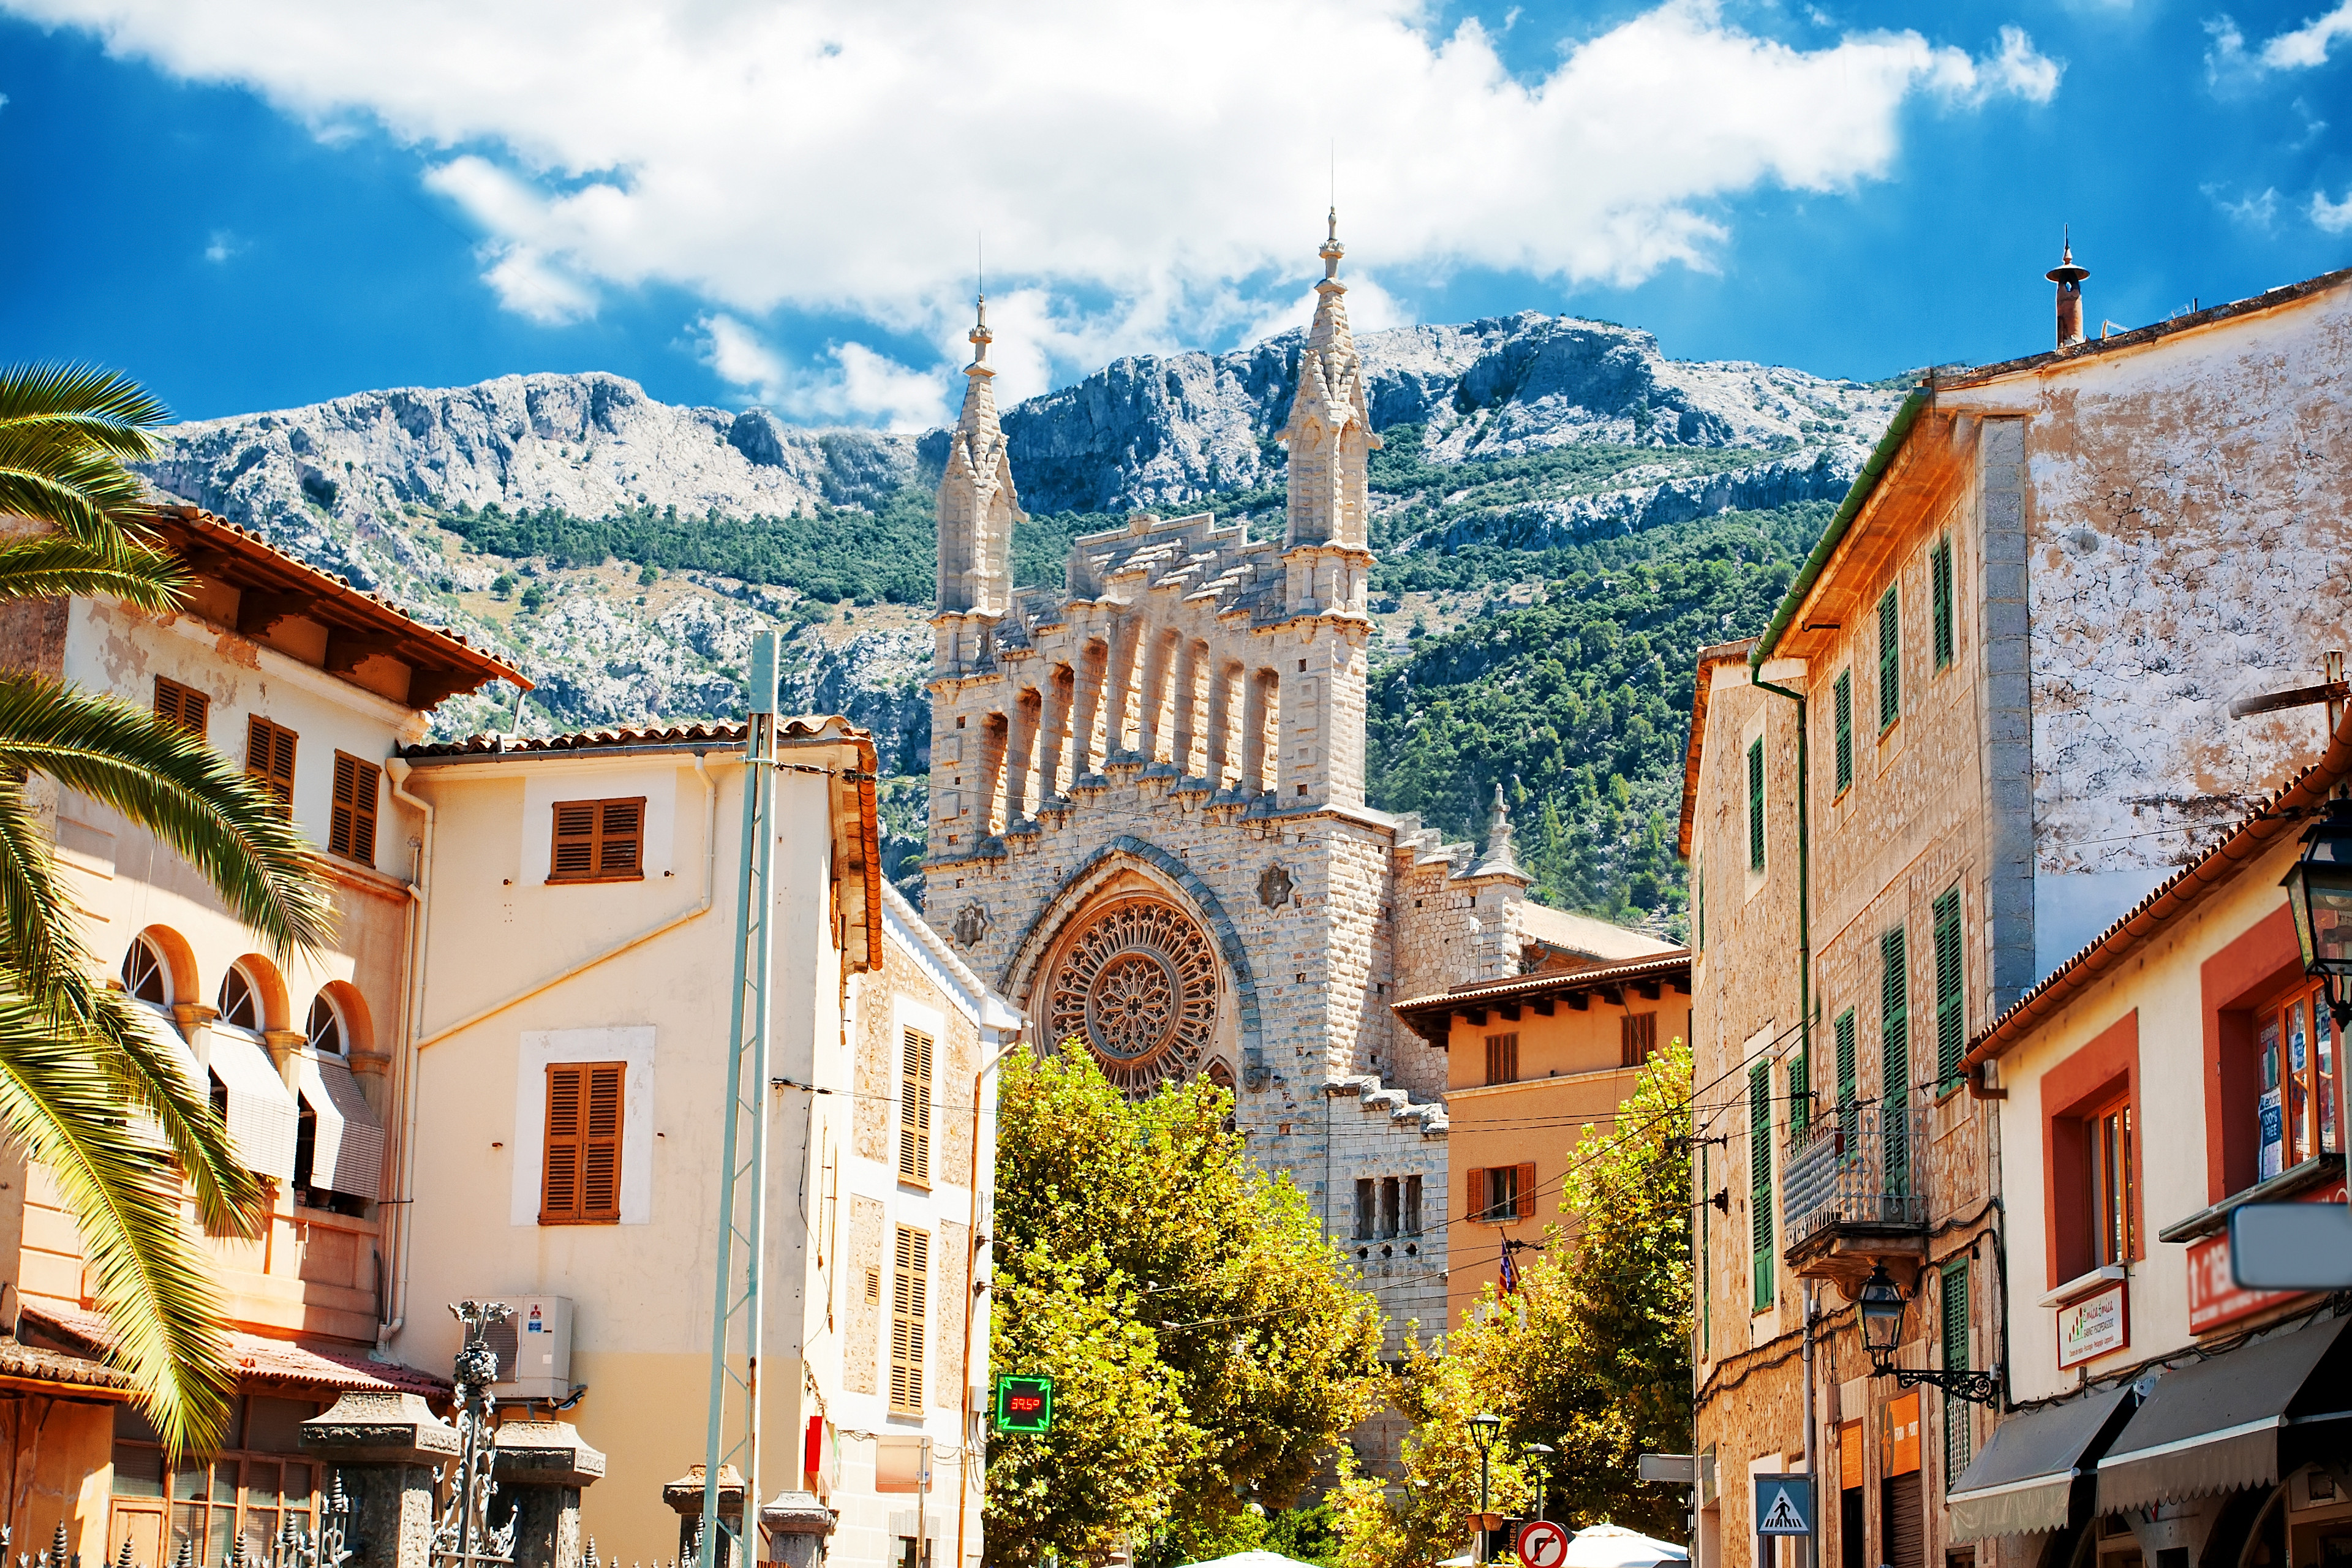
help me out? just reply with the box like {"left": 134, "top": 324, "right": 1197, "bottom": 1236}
{"left": 2261, "top": 1089, "right": 2285, "bottom": 1180}
{"left": 2054, "top": 1280, "right": 2128, "bottom": 1370}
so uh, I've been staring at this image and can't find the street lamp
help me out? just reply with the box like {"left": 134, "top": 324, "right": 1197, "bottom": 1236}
{"left": 1469, "top": 1412, "right": 1503, "bottom": 1564}
{"left": 1522, "top": 1442, "right": 1555, "bottom": 1524}
{"left": 1854, "top": 1264, "right": 2000, "bottom": 1406}
{"left": 2281, "top": 797, "right": 2352, "bottom": 1033}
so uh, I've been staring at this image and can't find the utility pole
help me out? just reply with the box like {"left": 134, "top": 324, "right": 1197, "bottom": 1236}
{"left": 700, "top": 630, "right": 782, "bottom": 1568}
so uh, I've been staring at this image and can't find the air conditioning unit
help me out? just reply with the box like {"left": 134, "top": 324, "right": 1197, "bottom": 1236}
{"left": 484, "top": 1295, "right": 574, "bottom": 1401}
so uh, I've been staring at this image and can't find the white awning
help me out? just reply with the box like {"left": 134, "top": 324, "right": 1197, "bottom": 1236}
{"left": 121, "top": 1003, "right": 202, "bottom": 1146}
{"left": 198, "top": 1027, "right": 298, "bottom": 1183}
{"left": 296, "top": 1054, "right": 384, "bottom": 1200}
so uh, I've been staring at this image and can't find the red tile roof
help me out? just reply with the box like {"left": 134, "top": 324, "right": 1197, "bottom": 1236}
{"left": 28, "top": 1303, "right": 451, "bottom": 1399}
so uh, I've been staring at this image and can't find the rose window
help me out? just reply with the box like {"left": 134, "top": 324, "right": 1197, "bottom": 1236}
{"left": 1046, "top": 897, "right": 1220, "bottom": 1093}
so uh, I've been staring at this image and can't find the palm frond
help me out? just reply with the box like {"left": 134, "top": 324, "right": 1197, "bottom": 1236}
{"left": 0, "top": 676, "right": 336, "bottom": 958}
{"left": 0, "top": 782, "right": 264, "bottom": 1236}
{"left": 0, "top": 439, "right": 165, "bottom": 549}
{"left": 0, "top": 536, "right": 187, "bottom": 612}
{"left": 0, "top": 977, "right": 236, "bottom": 1456}
{"left": 0, "top": 363, "right": 169, "bottom": 462}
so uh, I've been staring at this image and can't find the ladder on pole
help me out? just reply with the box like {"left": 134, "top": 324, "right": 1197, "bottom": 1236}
{"left": 701, "top": 630, "right": 781, "bottom": 1568}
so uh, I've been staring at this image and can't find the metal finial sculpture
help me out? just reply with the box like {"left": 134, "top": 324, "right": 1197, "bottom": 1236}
{"left": 111, "top": 1539, "right": 132, "bottom": 1568}
{"left": 317, "top": 1473, "right": 354, "bottom": 1568}
{"left": 432, "top": 1302, "right": 517, "bottom": 1568}
{"left": 226, "top": 1528, "right": 246, "bottom": 1568}
{"left": 170, "top": 1538, "right": 191, "bottom": 1568}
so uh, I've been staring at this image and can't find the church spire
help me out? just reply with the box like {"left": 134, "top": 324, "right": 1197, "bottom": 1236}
{"left": 1277, "top": 211, "right": 1380, "bottom": 553}
{"left": 935, "top": 292, "right": 1022, "bottom": 620}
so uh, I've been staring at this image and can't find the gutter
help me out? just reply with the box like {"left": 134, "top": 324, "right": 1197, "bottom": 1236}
{"left": 1749, "top": 390, "right": 1928, "bottom": 671}
{"left": 379, "top": 756, "right": 435, "bottom": 1351}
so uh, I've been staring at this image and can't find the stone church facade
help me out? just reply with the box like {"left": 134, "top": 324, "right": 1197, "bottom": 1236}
{"left": 922, "top": 219, "right": 1673, "bottom": 1346}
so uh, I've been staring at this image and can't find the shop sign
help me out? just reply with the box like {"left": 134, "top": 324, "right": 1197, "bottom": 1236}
{"left": 2188, "top": 1177, "right": 2348, "bottom": 1333}
{"left": 2056, "top": 1280, "right": 2129, "bottom": 1370}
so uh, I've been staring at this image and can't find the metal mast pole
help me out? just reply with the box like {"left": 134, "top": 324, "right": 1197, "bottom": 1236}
{"left": 703, "top": 630, "right": 782, "bottom": 1568}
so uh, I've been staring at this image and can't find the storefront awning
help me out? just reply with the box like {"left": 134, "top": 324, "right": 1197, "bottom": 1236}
{"left": 297, "top": 1054, "right": 385, "bottom": 1200}
{"left": 2098, "top": 1313, "right": 2352, "bottom": 1513}
{"left": 202, "top": 1026, "right": 299, "bottom": 1183}
{"left": 1947, "top": 1384, "right": 2136, "bottom": 1540}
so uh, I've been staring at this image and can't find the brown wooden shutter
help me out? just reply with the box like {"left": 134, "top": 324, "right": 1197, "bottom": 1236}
{"left": 898, "top": 1029, "right": 933, "bottom": 1183}
{"left": 330, "top": 752, "right": 382, "bottom": 862}
{"left": 597, "top": 799, "right": 643, "bottom": 876}
{"left": 1621, "top": 1012, "right": 1657, "bottom": 1068}
{"left": 154, "top": 677, "right": 209, "bottom": 737}
{"left": 549, "top": 798, "right": 647, "bottom": 881}
{"left": 247, "top": 716, "right": 296, "bottom": 814}
{"left": 1468, "top": 1167, "right": 1489, "bottom": 1224}
{"left": 551, "top": 803, "right": 598, "bottom": 880}
{"left": 1515, "top": 1161, "right": 1536, "bottom": 1219}
{"left": 889, "top": 1226, "right": 929, "bottom": 1413}
{"left": 541, "top": 1061, "right": 624, "bottom": 1223}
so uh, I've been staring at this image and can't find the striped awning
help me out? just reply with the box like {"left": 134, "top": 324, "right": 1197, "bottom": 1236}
{"left": 297, "top": 1054, "right": 384, "bottom": 1200}
{"left": 200, "top": 1026, "right": 299, "bottom": 1182}
{"left": 1947, "top": 1384, "right": 2135, "bottom": 1540}
{"left": 2098, "top": 1314, "right": 2352, "bottom": 1513}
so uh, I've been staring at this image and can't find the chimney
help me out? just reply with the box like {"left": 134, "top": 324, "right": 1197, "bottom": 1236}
{"left": 2047, "top": 228, "right": 2089, "bottom": 350}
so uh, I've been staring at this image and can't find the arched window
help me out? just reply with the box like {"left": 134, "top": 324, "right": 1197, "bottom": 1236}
{"left": 217, "top": 965, "right": 263, "bottom": 1031}
{"left": 306, "top": 995, "right": 345, "bottom": 1057}
{"left": 121, "top": 937, "right": 169, "bottom": 1006}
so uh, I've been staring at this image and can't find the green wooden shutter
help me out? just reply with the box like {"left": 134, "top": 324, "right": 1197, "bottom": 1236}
{"left": 1834, "top": 671, "right": 1853, "bottom": 793}
{"left": 1790, "top": 1049, "right": 1811, "bottom": 1139}
{"left": 1942, "top": 1259, "right": 1973, "bottom": 1474}
{"left": 1699, "top": 1143, "right": 1712, "bottom": 1355}
{"left": 1750, "top": 1061, "right": 1774, "bottom": 1310}
{"left": 1878, "top": 586, "right": 1901, "bottom": 731}
{"left": 1882, "top": 926, "right": 1910, "bottom": 1197}
{"left": 1836, "top": 1008, "right": 1860, "bottom": 1144}
{"left": 1697, "top": 865, "right": 1706, "bottom": 952}
{"left": 1931, "top": 537, "right": 1955, "bottom": 671}
{"left": 1748, "top": 738, "right": 1766, "bottom": 872}
{"left": 1934, "top": 889, "right": 1966, "bottom": 1090}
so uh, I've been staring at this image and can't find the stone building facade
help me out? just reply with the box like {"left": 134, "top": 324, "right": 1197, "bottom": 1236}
{"left": 920, "top": 221, "right": 1642, "bottom": 1347}
{"left": 1678, "top": 262, "right": 2352, "bottom": 1568}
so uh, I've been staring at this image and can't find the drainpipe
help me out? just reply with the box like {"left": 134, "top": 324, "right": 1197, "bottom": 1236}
{"left": 1801, "top": 1284, "right": 1819, "bottom": 1568}
{"left": 379, "top": 756, "right": 435, "bottom": 1349}
{"left": 1751, "top": 676, "right": 1812, "bottom": 1102}
{"left": 955, "top": 1033, "right": 1025, "bottom": 1568}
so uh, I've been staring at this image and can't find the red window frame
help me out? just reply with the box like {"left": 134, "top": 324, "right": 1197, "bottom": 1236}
{"left": 2041, "top": 1011, "right": 2142, "bottom": 1289}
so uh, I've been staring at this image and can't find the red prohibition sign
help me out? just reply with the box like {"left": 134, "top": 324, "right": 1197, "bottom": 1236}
{"left": 1517, "top": 1520, "right": 1570, "bottom": 1567}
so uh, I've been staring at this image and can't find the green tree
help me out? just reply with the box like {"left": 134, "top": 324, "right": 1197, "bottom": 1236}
{"left": 0, "top": 363, "right": 336, "bottom": 1453}
{"left": 1332, "top": 1041, "right": 1694, "bottom": 1568}
{"left": 987, "top": 1052, "right": 1386, "bottom": 1565}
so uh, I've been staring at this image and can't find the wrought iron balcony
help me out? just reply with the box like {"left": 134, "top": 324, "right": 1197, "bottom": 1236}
{"left": 1783, "top": 1102, "right": 1931, "bottom": 1256}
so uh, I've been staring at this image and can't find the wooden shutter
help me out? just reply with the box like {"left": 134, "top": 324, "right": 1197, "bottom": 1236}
{"left": 1749, "top": 1061, "right": 1774, "bottom": 1308}
{"left": 1789, "top": 1047, "right": 1810, "bottom": 1138}
{"left": 1835, "top": 1009, "right": 1860, "bottom": 1143}
{"left": 1468, "top": 1167, "right": 1489, "bottom": 1224}
{"left": 549, "top": 798, "right": 647, "bottom": 882}
{"left": 1931, "top": 537, "right": 1955, "bottom": 670}
{"left": 1747, "top": 738, "right": 1766, "bottom": 872}
{"left": 897, "top": 1028, "right": 933, "bottom": 1184}
{"left": 1621, "top": 1013, "right": 1657, "bottom": 1068}
{"left": 889, "top": 1226, "right": 929, "bottom": 1413}
{"left": 330, "top": 752, "right": 382, "bottom": 862}
{"left": 1513, "top": 1161, "right": 1535, "bottom": 1220}
{"left": 1833, "top": 671, "right": 1853, "bottom": 793}
{"left": 154, "top": 676, "right": 209, "bottom": 738}
{"left": 1933, "top": 890, "right": 1965, "bottom": 1088}
{"left": 541, "top": 1061, "right": 624, "bottom": 1223}
{"left": 1877, "top": 586, "right": 1901, "bottom": 730}
{"left": 1942, "top": 1261, "right": 1972, "bottom": 1482}
{"left": 1882, "top": 925, "right": 1911, "bottom": 1196}
{"left": 247, "top": 716, "right": 296, "bottom": 814}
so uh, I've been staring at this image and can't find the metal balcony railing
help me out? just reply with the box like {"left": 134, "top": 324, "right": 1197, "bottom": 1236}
{"left": 1783, "top": 1102, "right": 1931, "bottom": 1249}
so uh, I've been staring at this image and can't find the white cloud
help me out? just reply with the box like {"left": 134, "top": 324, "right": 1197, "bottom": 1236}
{"left": 203, "top": 228, "right": 242, "bottom": 263}
{"left": 697, "top": 314, "right": 945, "bottom": 430}
{"left": 2204, "top": 183, "right": 2282, "bottom": 229}
{"left": 10, "top": 0, "right": 2064, "bottom": 409}
{"left": 2314, "top": 187, "right": 2352, "bottom": 233}
{"left": 2207, "top": 2, "right": 2352, "bottom": 81}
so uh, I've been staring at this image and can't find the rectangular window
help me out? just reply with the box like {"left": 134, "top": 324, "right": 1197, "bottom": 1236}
{"left": 897, "top": 1028, "right": 933, "bottom": 1185}
{"left": 1621, "top": 1012, "right": 1658, "bottom": 1068}
{"left": 541, "top": 1061, "right": 624, "bottom": 1224}
{"left": 2086, "top": 1095, "right": 2135, "bottom": 1266}
{"left": 1942, "top": 1259, "right": 1972, "bottom": 1475}
{"left": 328, "top": 752, "right": 380, "bottom": 864}
{"left": 154, "top": 676, "right": 209, "bottom": 738}
{"left": 1381, "top": 1176, "right": 1400, "bottom": 1237}
{"left": 1833, "top": 671, "right": 1854, "bottom": 794}
{"left": 2256, "top": 982, "right": 2340, "bottom": 1178}
{"left": 1354, "top": 1178, "right": 1375, "bottom": 1241}
{"left": 1402, "top": 1174, "right": 1423, "bottom": 1235}
{"left": 1933, "top": 890, "right": 1965, "bottom": 1090}
{"left": 1877, "top": 585, "right": 1901, "bottom": 732}
{"left": 1882, "top": 927, "right": 1912, "bottom": 1196}
{"left": 1790, "top": 1047, "right": 1811, "bottom": 1139}
{"left": 889, "top": 1226, "right": 930, "bottom": 1414}
{"left": 1836, "top": 1008, "right": 1860, "bottom": 1144}
{"left": 1750, "top": 1061, "right": 1774, "bottom": 1310}
{"left": 1748, "top": 737, "right": 1766, "bottom": 872}
{"left": 1485, "top": 1031, "right": 1519, "bottom": 1086}
{"left": 1931, "top": 537, "right": 1955, "bottom": 671}
{"left": 246, "top": 715, "right": 296, "bottom": 815}
{"left": 1699, "top": 1143, "right": 1711, "bottom": 1355}
{"left": 549, "top": 797, "right": 646, "bottom": 883}
{"left": 1468, "top": 1163, "right": 1534, "bottom": 1223}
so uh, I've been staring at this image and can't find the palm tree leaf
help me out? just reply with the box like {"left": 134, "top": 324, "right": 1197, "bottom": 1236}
{"left": 0, "top": 676, "right": 336, "bottom": 958}
{"left": 0, "top": 442, "right": 164, "bottom": 548}
{"left": 0, "top": 536, "right": 187, "bottom": 611}
{"left": 0, "top": 363, "right": 168, "bottom": 461}
{"left": 0, "top": 976, "right": 236, "bottom": 1455}
{"left": 0, "top": 783, "right": 263, "bottom": 1237}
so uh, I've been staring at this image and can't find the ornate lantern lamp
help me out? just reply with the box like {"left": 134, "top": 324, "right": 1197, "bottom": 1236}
{"left": 2280, "top": 797, "right": 2352, "bottom": 1033}
{"left": 1855, "top": 1264, "right": 1999, "bottom": 1405}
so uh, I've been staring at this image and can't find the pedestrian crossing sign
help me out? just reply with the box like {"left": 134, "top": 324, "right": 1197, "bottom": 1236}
{"left": 1754, "top": 1475, "right": 1813, "bottom": 1536}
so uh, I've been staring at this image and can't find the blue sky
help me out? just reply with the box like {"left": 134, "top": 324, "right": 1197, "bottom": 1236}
{"left": 1, "top": 0, "right": 2346, "bottom": 426}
